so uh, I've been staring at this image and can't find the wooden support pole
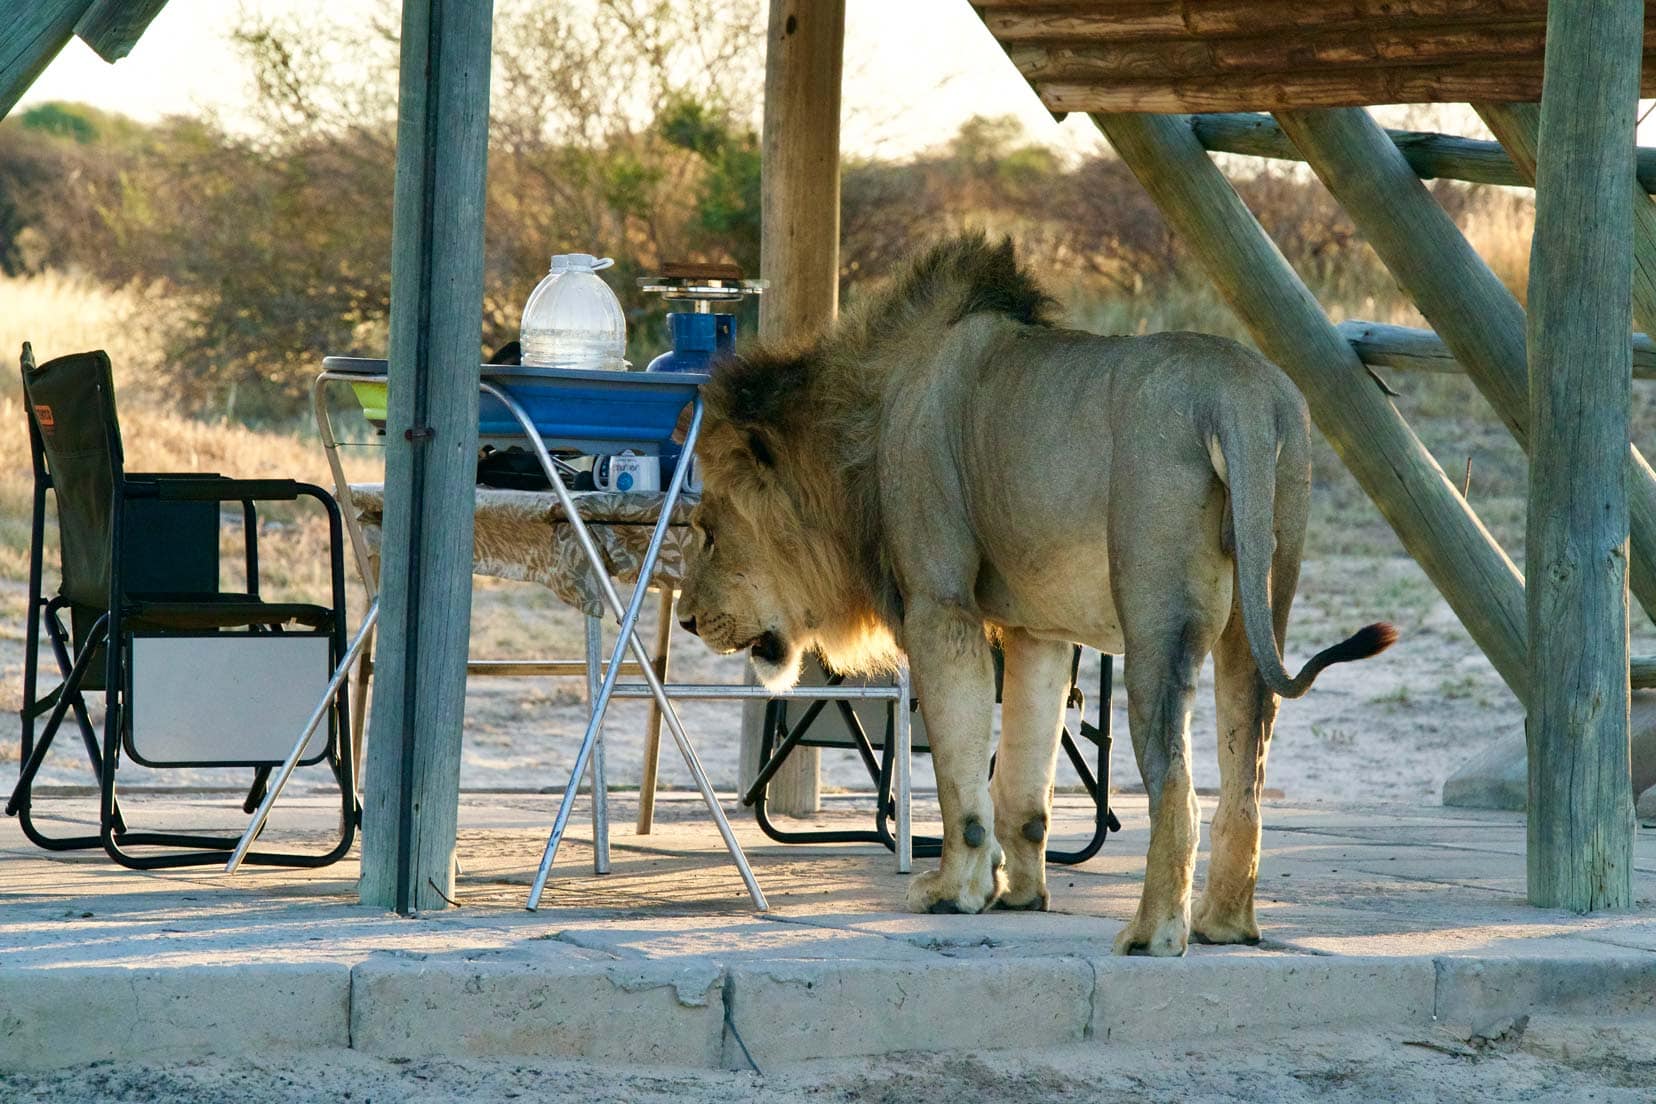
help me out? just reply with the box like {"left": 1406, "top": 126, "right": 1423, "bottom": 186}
{"left": 1092, "top": 112, "right": 1530, "bottom": 698}
{"left": 1337, "top": 320, "right": 1656, "bottom": 382}
{"left": 742, "top": 0, "right": 847, "bottom": 815}
{"left": 1518, "top": 0, "right": 1637, "bottom": 912}
{"left": 0, "top": 0, "right": 92, "bottom": 121}
{"left": 1191, "top": 112, "right": 1656, "bottom": 194}
{"left": 1276, "top": 107, "right": 1656, "bottom": 623}
{"left": 360, "top": 0, "right": 493, "bottom": 915}
{"left": 760, "top": 0, "right": 845, "bottom": 342}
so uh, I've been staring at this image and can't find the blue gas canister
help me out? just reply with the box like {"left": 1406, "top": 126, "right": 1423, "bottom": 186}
{"left": 636, "top": 266, "right": 767, "bottom": 491}
{"left": 645, "top": 312, "right": 737, "bottom": 374}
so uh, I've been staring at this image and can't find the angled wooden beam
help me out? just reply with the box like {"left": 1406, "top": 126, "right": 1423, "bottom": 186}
{"left": 74, "top": 0, "right": 170, "bottom": 63}
{"left": 0, "top": 0, "right": 93, "bottom": 121}
{"left": 1275, "top": 107, "right": 1656, "bottom": 624}
{"left": 360, "top": 0, "right": 494, "bottom": 915}
{"left": 1478, "top": 101, "right": 1656, "bottom": 363}
{"left": 1092, "top": 111, "right": 1529, "bottom": 699}
{"left": 1190, "top": 112, "right": 1656, "bottom": 193}
{"left": 1337, "top": 319, "right": 1656, "bottom": 381}
{"left": 1518, "top": 0, "right": 1637, "bottom": 912}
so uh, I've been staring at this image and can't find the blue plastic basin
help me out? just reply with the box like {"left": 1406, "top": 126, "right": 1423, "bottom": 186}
{"left": 322, "top": 356, "right": 706, "bottom": 452}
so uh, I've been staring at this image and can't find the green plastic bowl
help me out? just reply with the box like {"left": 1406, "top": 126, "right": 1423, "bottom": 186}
{"left": 347, "top": 380, "right": 389, "bottom": 426}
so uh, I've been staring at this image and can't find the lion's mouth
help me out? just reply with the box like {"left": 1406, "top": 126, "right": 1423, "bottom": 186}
{"left": 747, "top": 631, "right": 787, "bottom": 665}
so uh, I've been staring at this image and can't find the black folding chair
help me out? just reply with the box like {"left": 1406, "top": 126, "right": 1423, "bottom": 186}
{"left": 7, "top": 344, "right": 357, "bottom": 869}
{"left": 746, "top": 647, "right": 1121, "bottom": 864}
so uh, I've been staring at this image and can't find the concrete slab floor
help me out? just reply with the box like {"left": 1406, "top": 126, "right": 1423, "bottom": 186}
{"left": 0, "top": 789, "right": 1653, "bottom": 1070}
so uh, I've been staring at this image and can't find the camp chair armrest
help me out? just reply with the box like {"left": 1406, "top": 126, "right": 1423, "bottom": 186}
{"left": 140, "top": 477, "right": 303, "bottom": 501}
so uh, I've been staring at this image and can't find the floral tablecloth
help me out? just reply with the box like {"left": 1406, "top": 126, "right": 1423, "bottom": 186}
{"left": 349, "top": 484, "right": 696, "bottom": 617}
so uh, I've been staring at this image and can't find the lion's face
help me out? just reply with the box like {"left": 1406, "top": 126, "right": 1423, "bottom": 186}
{"left": 677, "top": 490, "right": 810, "bottom": 691}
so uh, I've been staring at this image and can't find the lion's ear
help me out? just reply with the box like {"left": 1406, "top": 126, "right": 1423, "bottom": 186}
{"left": 711, "top": 348, "right": 814, "bottom": 432}
{"left": 745, "top": 429, "right": 776, "bottom": 468}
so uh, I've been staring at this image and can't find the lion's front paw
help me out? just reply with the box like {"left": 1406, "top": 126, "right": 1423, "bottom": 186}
{"left": 1111, "top": 913, "right": 1189, "bottom": 957}
{"left": 992, "top": 888, "right": 1049, "bottom": 912}
{"left": 1190, "top": 896, "right": 1260, "bottom": 946}
{"left": 906, "top": 853, "right": 1008, "bottom": 915}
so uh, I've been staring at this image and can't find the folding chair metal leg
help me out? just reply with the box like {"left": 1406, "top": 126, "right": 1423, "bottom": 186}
{"left": 750, "top": 698, "right": 889, "bottom": 848}
{"left": 7, "top": 614, "right": 108, "bottom": 821}
{"left": 585, "top": 614, "right": 610, "bottom": 875}
{"left": 42, "top": 605, "right": 98, "bottom": 752}
{"left": 11, "top": 604, "right": 127, "bottom": 844}
{"left": 242, "top": 767, "right": 272, "bottom": 815}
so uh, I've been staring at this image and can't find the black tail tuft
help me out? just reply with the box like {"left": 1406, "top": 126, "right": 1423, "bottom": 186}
{"left": 1280, "top": 621, "right": 1399, "bottom": 698}
{"left": 1321, "top": 622, "right": 1399, "bottom": 667}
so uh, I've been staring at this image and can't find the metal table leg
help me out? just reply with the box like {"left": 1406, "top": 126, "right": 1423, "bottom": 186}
{"left": 478, "top": 385, "right": 764, "bottom": 912}
{"left": 894, "top": 663, "right": 912, "bottom": 874}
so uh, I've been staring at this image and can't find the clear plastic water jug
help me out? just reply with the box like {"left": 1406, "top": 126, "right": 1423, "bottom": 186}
{"left": 519, "top": 253, "right": 627, "bottom": 370}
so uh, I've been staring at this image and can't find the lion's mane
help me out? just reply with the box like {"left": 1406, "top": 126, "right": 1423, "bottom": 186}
{"left": 696, "top": 232, "right": 1055, "bottom": 674}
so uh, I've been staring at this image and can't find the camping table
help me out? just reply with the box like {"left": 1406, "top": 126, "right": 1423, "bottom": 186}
{"left": 228, "top": 362, "right": 913, "bottom": 911}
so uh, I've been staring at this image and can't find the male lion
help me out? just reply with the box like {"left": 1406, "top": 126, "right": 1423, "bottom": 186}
{"left": 676, "top": 234, "right": 1395, "bottom": 956}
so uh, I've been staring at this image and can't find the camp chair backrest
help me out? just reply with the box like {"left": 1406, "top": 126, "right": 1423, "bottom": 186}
{"left": 21, "top": 350, "right": 220, "bottom": 619}
{"left": 22, "top": 350, "right": 122, "bottom": 612}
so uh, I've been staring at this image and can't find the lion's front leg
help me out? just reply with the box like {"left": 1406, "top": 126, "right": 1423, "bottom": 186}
{"left": 902, "top": 597, "right": 1005, "bottom": 914}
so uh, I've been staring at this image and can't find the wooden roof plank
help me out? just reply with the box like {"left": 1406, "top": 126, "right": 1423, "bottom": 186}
{"left": 978, "top": 0, "right": 1551, "bottom": 43}
{"left": 1011, "top": 20, "right": 1555, "bottom": 82}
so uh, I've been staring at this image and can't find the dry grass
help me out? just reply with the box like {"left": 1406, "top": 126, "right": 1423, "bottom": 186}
{"left": 0, "top": 271, "right": 172, "bottom": 402}
{"left": 1459, "top": 190, "right": 1535, "bottom": 301}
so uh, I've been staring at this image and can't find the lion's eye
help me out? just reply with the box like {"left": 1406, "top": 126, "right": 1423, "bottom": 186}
{"left": 703, "top": 527, "right": 716, "bottom": 551}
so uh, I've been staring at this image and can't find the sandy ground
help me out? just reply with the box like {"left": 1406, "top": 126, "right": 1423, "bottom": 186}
{"left": 0, "top": 552, "right": 1565, "bottom": 806}
{"left": 3, "top": 1020, "right": 1654, "bottom": 1103}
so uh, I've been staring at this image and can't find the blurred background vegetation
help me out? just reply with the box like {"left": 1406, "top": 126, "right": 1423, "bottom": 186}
{"left": 0, "top": 0, "right": 1573, "bottom": 569}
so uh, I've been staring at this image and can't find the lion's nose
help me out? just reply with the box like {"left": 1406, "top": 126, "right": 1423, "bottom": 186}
{"left": 679, "top": 616, "right": 699, "bottom": 636}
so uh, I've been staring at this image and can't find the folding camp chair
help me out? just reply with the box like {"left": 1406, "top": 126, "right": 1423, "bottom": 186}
{"left": 7, "top": 344, "right": 357, "bottom": 869}
{"left": 746, "top": 646, "right": 1121, "bottom": 864}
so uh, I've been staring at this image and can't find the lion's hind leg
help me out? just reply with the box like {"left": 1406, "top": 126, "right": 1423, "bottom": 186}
{"left": 989, "top": 629, "right": 1071, "bottom": 911}
{"left": 1192, "top": 552, "right": 1293, "bottom": 946}
{"left": 1111, "top": 622, "right": 1207, "bottom": 957}
{"left": 1107, "top": 463, "right": 1229, "bottom": 957}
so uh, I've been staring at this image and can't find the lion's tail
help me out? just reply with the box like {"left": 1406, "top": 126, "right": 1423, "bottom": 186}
{"left": 1217, "top": 416, "right": 1397, "bottom": 700}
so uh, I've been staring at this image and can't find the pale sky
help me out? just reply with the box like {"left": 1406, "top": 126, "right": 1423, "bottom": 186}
{"left": 15, "top": 0, "right": 1111, "bottom": 159}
